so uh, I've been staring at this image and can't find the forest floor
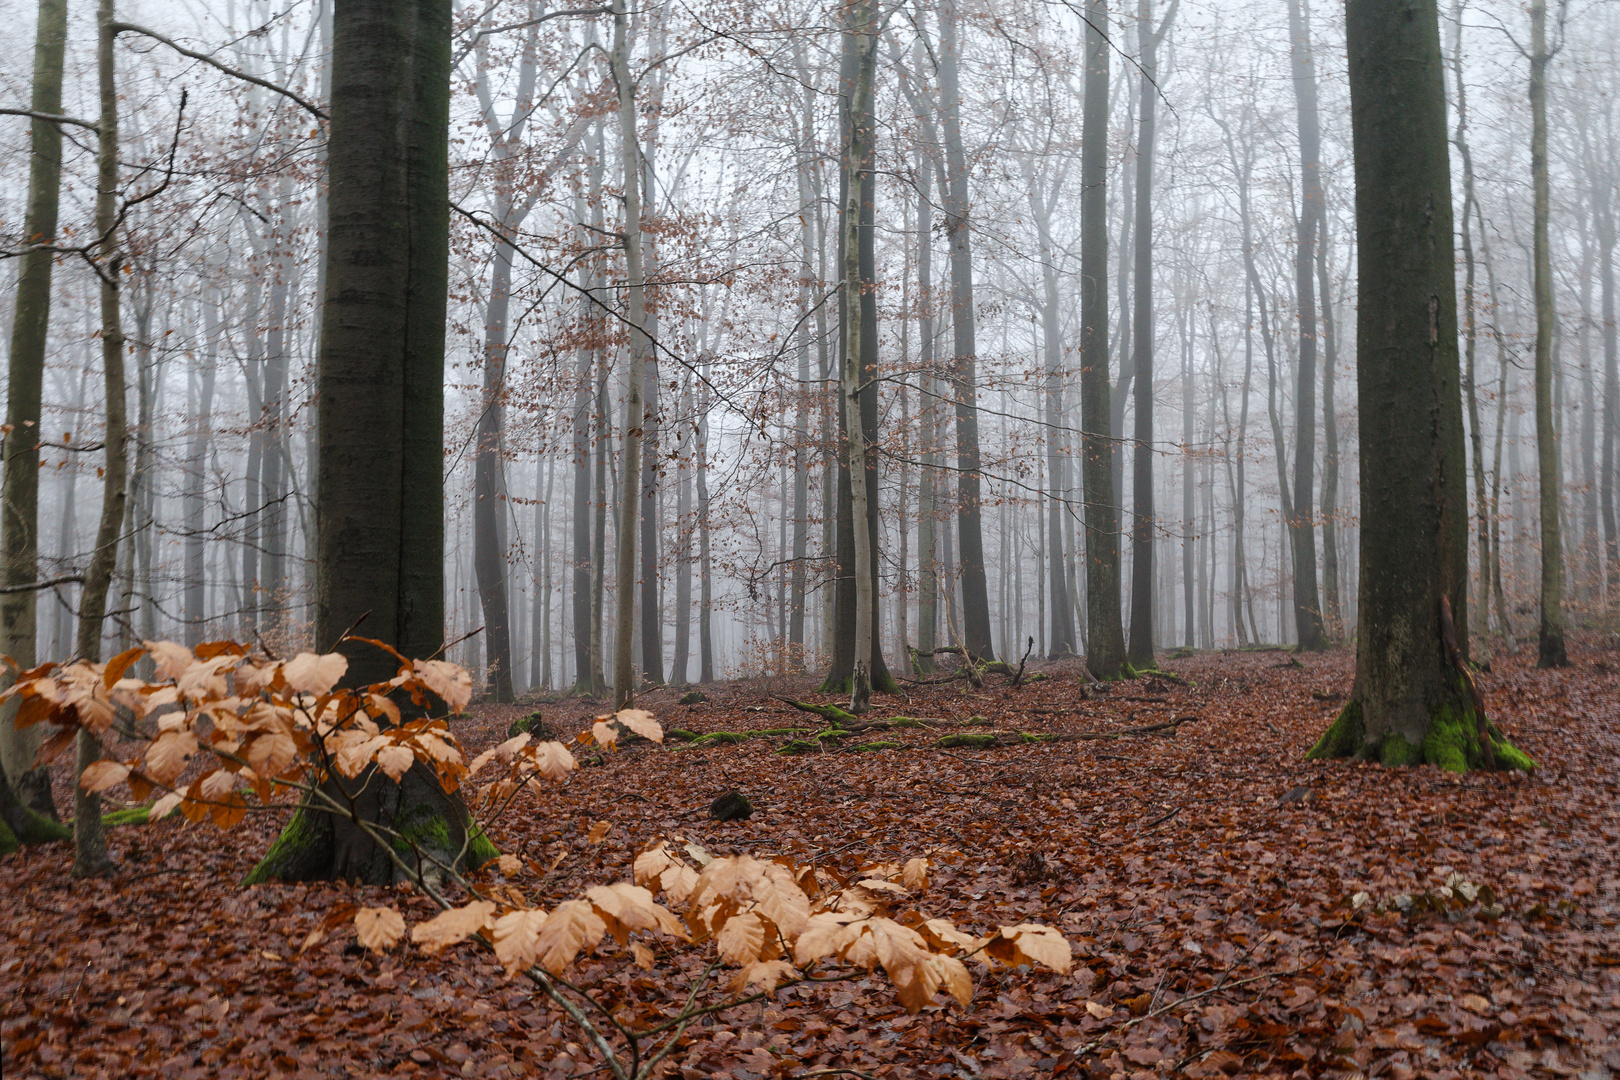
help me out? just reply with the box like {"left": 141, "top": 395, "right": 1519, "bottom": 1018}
{"left": 2, "top": 639, "right": 1619, "bottom": 1080}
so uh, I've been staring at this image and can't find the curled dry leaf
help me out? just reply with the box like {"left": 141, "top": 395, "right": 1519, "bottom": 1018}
{"left": 283, "top": 652, "right": 348, "bottom": 695}
{"left": 413, "top": 659, "right": 472, "bottom": 713}
{"left": 613, "top": 708, "right": 663, "bottom": 743}
{"left": 411, "top": 901, "right": 497, "bottom": 956}
{"left": 148, "top": 791, "right": 183, "bottom": 822}
{"left": 354, "top": 907, "right": 406, "bottom": 952}
{"left": 586, "top": 820, "right": 612, "bottom": 844}
{"left": 496, "top": 854, "right": 523, "bottom": 876}
{"left": 78, "top": 759, "right": 130, "bottom": 793}
{"left": 901, "top": 857, "right": 930, "bottom": 891}
{"left": 591, "top": 720, "right": 618, "bottom": 750}
{"left": 982, "top": 924, "right": 1072, "bottom": 974}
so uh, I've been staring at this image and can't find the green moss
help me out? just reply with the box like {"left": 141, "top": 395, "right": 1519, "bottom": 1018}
{"left": 815, "top": 729, "right": 848, "bottom": 741}
{"left": 850, "top": 741, "right": 901, "bottom": 752}
{"left": 889, "top": 716, "right": 924, "bottom": 728}
{"left": 967, "top": 715, "right": 992, "bottom": 727}
{"left": 507, "top": 712, "right": 547, "bottom": 738}
{"left": 1026, "top": 672, "right": 1050, "bottom": 682}
{"left": 241, "top": 803, "right": 320, "bottom": 886}
{"left": 0, "top": 819, "right": 17, "bottom": 856}
{"left": 679, "top": 691, "right": 707, "bottom": 705}
{"left": 1019, "top": 732, "right": 1059, "bottom": 743}
{"left": 666, "top": 729, "right": 700, "bottom": 742}
{"left": 466, "top": 820, "right": 500, "bottom": 868}
{"left": 1380, "top": 732, "right": 1420, "bottom": 767}
{"left": 692, "top": 731, "right": 749, "bottom": 745}
{"left": 1491, "top": 739, "right": 1537, "bottom": 772}
{"left": 817, "top": 675, "right": 851, "bottom": 695}
{"left": 777, "top": 739, "right": 821, "bottom": 755}
{"left": 1420, "top": 704, "right": 1472, "bottom": 773}
{"left": 1306, "top": 699, "right": 1364, "bottom": 760}
{"left": 937, "top": 733, "right": 1002, "bottom": 749}
{"left": 102, "top": 804, "right": 178, "bottom": 828}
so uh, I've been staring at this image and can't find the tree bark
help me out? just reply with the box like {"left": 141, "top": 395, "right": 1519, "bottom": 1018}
{"left": 1530, "top": 0, "right": 1569, "bottom": 666}
{"left": 937, "top": 0, "right": 994, "bottom": 664}
{"left": 247, "top": 0, "right": 489, "bottom": 886}
{"left": 0, "top": 0, "right": 69, "bottom": 822}
{"left": 1284, "top": 0, "right": 1327, "bottom": 651}
{"left": 1080, "top": 0, "right": 1127, "bottom": 679}
{"left": 1310, "top": 0, "right": 1529, "bottom": 772}
{"left": 1127, "top": 0, "right": 1176, "bottom": 668}
{"left": 610, "top": 0, "right": 652, "bottom": 707}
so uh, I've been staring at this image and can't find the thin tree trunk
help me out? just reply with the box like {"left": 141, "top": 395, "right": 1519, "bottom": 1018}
{"left": 1317, "top": 207, "right": 1344, "bottom": 643}
{"left": 1531, "top": 0, "right": 1568, "bottom": 666}
{"left": 1284, "top": 0, "right": 1327, "bottom": 651}
{"left": 74, "top": 0, "right": 129, "bottom": 879}
{"left": 0, "top": 0, "right": 69, "bottom": 821}
{"left": 1127, "top": 0, "right": 1177, "bottom": 667}
{"left": 937, "top": 0, "right": 994, "bottom": 663}
{"left": 610, "top": 0, "right": 651, "bottom": 707}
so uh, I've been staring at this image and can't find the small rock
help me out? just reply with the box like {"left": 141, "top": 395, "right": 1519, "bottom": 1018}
{"left": 680, "top": 690, "right": 707, "bottom": 705}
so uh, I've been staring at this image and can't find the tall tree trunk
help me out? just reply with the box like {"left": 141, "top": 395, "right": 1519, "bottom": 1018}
{"left": 1182, "top": 304, "right": 1195, "bottom": 650}
{"left": 1081, "top": 0, "right": 1126, "bottom": 679}
{"left": 1127, "top": 0, "right": 1176, "bottom": 668}
{"left": 915, "top": 158, "right": 939, "bottom": 675}
{"left": 671, "top": 381, "right": 693, "bottom": 684}
{"left": 937, "top": 0, "right": 994, "bottom": 663}
{"left": 1601, "top": 148, "right": 1619, "bottom": 605}
{"left": 1311, "top": 0, "right": 1528, "bottom": 772}
{"left": 610, "top": 0, "right": 652, "bottom": 707}
{"left": 1028, "top": 171, "right": 1075, "bottom": 657}
{"left": 1284, "top": 0, "right": 1327, "bottom": 651}
{"left": 1317, "top": 207, "right": 1344, "bottom": 643}
{"left": 247, "top": 0, "right": 479, "bottom": 887}
{"left": 0, "top": 0, "right": 69, "bottom": 822}
{"left": 1530, "top": 0, "right": 1569, "bottom": 666}
{"left": 184, "top": 295, "right": 221, "bottom": 643}
{"left": 74, "top": 0, "right": 130, "bottom": 878}
{"left": 696, "top": 373, "right": 714, "bottom": 683}
{"left": 570, "top": 251, "right": 595, "bottom": 692}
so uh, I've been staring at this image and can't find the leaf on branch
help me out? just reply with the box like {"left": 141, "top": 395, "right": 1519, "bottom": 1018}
{"left": 729, "top": 959, "right": 799, "bottom": 995}
{"left": 533, "top": 899, "right": 607, "bottom": 975}
{"left": 524, "top": 741, "right": 576, "bottom": 782}
{"left": 716, "top": 910, "right": 767, "bottom": 965}
{"left": 145, "top": 640, "right": 194, "bottom": 681}
{"left": 375, "top": 744, "right": 415, "bottom": 781}
{"left": 411, "top": 900, "right": 496, "bottom": 956}
{"left": 493, "top": 908, "right": 549, "bottom": 977}
{"left": 354, "top": 907, "right": 406, "bottom": 952}
{"left": 104, "top": 645, "right": 146, "bottom": 689}
{"left": 79, "top": 759, "right": 130, "bottom": 793}
{"left": 148, "top": 791, "right": 183, "bottom": 822}
{"left": 283, "top": 652, "right": 348, "bottom": 695}
{"left": 245, "top": 728, "right": 298, "bottom": 780}
{"left": 413, "top": 659, "right": 471, "bottom": 713}
{"left": 585, "top": 882, "right": 686, "bottom": 942}
{"left": 146, "top": 727, "right": 199, "bottom": 785}
{"left": 591, "top": 720, "right": 618, "bottom": 750}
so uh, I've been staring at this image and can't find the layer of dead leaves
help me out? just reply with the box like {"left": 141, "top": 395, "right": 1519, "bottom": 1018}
{"left": 2, "top": 639, "right": 1618, "bottom": 1080}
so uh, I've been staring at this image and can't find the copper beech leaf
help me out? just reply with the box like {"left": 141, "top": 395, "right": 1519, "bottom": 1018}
{"left": 282, "top": 652, "right": 348, "bottom": 695}
{"left": 78, "top": 759, "right": 130, "bottom": 793}
{"left": 493, "top": 908, "right": 549, "bottom": 976}
{"left": 411, "top": 901, "right": 497, "bottom": 956}
{"left": 613, "top": 708, "right": 662, "bottom": 743}
{"left": 354, "top": 907, "right": 406, "bottom": 952}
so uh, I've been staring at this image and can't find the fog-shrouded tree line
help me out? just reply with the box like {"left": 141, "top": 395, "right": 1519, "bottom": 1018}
{"left": 0, "top": 0, "right": 1606, "bottom": 838}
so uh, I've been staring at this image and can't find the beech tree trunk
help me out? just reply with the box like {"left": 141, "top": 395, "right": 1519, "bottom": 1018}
{"left": 1309, "top": 0, "right": 1530, "bottom": 773}
{"left": 0, "top": 0, "right": 69, "bottom": 824}
{"left": 937, "top": 0, "right": 994, "bottom": 664}
{"left": 246, "top": 0, "right": 494, "bottom": 886}
{"left": 1284, "top": 0, "right": 1327, "bottom": 651}
{"left": 1530, "top": 0, "right": 1569, "bottom": 667}
{"left": 1081, "top": 0, "right": 1127, "bottom": 679}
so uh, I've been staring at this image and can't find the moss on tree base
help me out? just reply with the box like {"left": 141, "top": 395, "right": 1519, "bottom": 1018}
{"left": 1307, "top": 697, "right": 1534, "bottom": 774}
